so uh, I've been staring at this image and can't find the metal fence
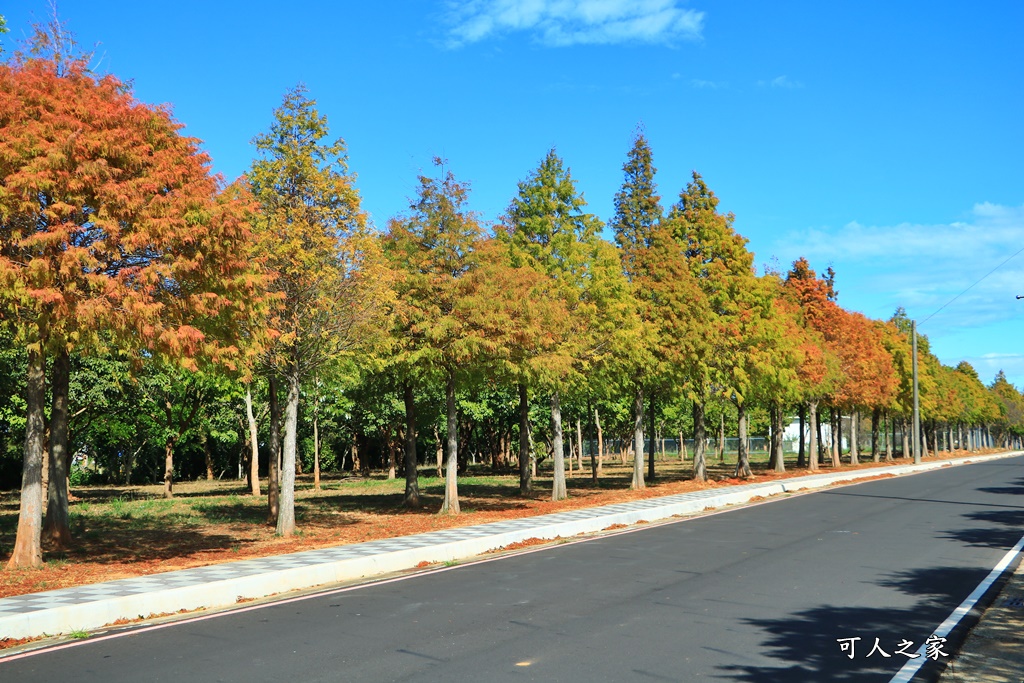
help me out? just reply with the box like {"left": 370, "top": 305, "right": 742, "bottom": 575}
{"left": 593, "top": 436, "right": 788, "bottom": 457}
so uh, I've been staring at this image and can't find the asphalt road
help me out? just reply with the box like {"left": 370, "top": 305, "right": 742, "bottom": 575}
{"left": 5, "top": 457, "right": 1024, "bottom": 682}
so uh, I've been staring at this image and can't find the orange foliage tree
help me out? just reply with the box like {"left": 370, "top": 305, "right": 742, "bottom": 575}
{"left": 784, "top": 258, "right": 842, "bottom": 469}
{"left": 0, "top": 49, "right": 257, "bottom": 567}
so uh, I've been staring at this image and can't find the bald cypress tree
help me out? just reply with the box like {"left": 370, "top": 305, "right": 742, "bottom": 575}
{"left": 666, "top": 172, "right": 757, "bottom": 481}
{"left": 505, "top": 149, "right": 605, "bottom": 501}
{"left": 386, "top": 159, "right": 484, "bottom": 514}
{"left": 610, "top": 130, "right": 663, "bottom": 489}
{"left": 613, "top": 130, "right": 663, "bottom": 280}
{"left": 249, "top": 86, "right": 391, "bottom": 535}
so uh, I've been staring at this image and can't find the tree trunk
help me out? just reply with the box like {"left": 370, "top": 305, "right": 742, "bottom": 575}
{"left": 588, "top": 403, "right": 598, "bottom": 483}
{"left": 647, "top": 392, "right": 656, "bottom": 481}
{"left": 551, "top": 392, "right": 567, "bottom": 501}
{"left": 44, "top": 347, "right": 72, "bottom": 549}
{"left": 679, "top": 431, "right": 687, "bottom": 461}
{"left": 276, "top": 364, "right": 300, "bottom": 537}
{"left": 244, "top": 386, "right": 261, "bottom": 496}
{"left": 441, "top": 371, "right": 460, "bottom": 514}
{"left": 693, "top": 399, "right": 708, "bottom": 481}
{"left": 163, "top": 435, "right": 176, "bottom": 499}
{"left": 386, "top": 425, "right": 397, "bottom": 480}
{"left": 718, "top": 413, "right": 726, "bottom": 461}
{"left": 815, "top": 406, "right": 825, "bottom": 466}
{"left": 203, "top": 429, "right": 214, "bottom": 481}
{"left": 797, "top": 403, "right": 806, "bottom": 468}
{"left": 594, "top": 407, "right": 604, "bottom": 478}
{"left": 518, "top": 383, "right": 532, "bottom": 495}
{"left": 735, "top": 402, "right": 752, "bottom": 478}
{"left": 7, "top": 347, "right": 46, "bottom": 569}
{"left": 774, "top": 402, "right": 785, "bottom": 472}
{"left": 41, "top": 441, "right": 49, "bottom": 515}
{"left": 434, "top": 425, "right": 443, "bottom": 478}
{"left": 631, "top": 385, "right": 645, "bottom": 490}
{"left": 528, "top": 421, "right": 537, "bottom": 477}
{"left": 267, "top": 375, "right": 281, "bottom": 524}
{"left": 850, "top": 411, "right": 859, "bottom": 466}
{"left": 808, "top": 399, "right": 819, "bottom": 472}
{"left": 576, "top": 418, "right": 584, "bottom": 479}
{"left": 313, "top": 414, "right": 321, "bottom": 491}
{"left": 403, "top": 381, "right": 420, "bottom": 507}
{"left": 831, "top": 408, "right": 841, "bottom": 468}
{"left": 921, "top": 428, "right": 929, "bottom": 458}
{"left": 770, "top": 401, "right": 785, "bottom": 473}
{"left": 901, "top": 418, "right": 910, "bottom": 459}
{"left": 567, "top": 429, "right": 573, "bottom": 478}
{"left": 871, "top": 407, "right": 880, "bottom": 463}
{"left": 884, "top": 409, "right": 892, "bottom": 462}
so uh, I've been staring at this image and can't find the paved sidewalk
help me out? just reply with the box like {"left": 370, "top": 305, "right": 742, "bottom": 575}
{"left": 0, "top": 453, "right": 1019, "bottom": 648}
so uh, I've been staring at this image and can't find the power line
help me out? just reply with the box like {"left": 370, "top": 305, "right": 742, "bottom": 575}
{"left": 919, "top": 244, "right": 1024, "bottom": 326}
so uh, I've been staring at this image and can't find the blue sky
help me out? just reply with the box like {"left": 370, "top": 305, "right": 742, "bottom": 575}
{"left": 5, "top": 1, "right": 1024, "bottom": 385}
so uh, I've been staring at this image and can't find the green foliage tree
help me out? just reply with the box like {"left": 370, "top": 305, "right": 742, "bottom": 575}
{"left": 503, "top": 149, "right": 610, "bottom": 500}
{"left": 249, "top": 85, "right": 392, "bottom": 536}
{"left": 610, "top": 130, "right": 663, "bottom": 489}
{"left": 385, "top": 158, "right": 484, "bottom": 514}
{"left": 989, "top": 370, "right": 1024, "bottom": 446}
{"left": 665, "top": 172, "right": 754, "bottom": 481}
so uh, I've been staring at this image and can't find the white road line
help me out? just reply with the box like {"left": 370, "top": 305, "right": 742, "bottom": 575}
{"left": 888, "top": 533, "right": 1024, "bottom": 682}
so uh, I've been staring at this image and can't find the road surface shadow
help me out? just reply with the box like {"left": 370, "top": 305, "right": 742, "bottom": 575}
{"left": 714, "top": 564, "right": 999, "bottom": 682}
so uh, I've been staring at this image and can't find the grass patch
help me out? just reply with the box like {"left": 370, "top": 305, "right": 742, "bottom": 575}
{"left": 109, "top": 497, "right": 131, "bottom": 519}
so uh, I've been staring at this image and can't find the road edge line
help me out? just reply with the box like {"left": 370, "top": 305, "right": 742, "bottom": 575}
{"left": 887, "top": 533, "right": 1024, "bottom": 683}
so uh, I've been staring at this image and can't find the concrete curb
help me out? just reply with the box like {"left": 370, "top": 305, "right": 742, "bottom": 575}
{"left": 1, "top": 451, "right": 1019, "bottom": 642}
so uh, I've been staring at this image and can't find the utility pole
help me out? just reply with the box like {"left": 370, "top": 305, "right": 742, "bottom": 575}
{"left": 912, "top": 320, "right": 921, "bottom": 464}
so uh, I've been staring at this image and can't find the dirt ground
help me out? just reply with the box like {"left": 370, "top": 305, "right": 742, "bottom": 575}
{"left": 0, "top": 449, "right": 993, "bottom": 603}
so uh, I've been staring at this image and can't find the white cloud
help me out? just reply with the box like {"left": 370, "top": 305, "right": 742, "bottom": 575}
{"left": 774, "top": 203, "right": 1024, "bottom": 331}
{"left": 968, "top": 353, "right": 1024, "bottom": 386}
{"left": 771, "top": 202, "right": 1024, "bottom": 384}
{"left": 690, "top": 78, "right": 727, "bottom": 89}
{"left": 786, "top": 204, "right": 1024, "bottom": 263}
{"left": 758, "top": 75, "right": 803, "bottom": 89}
{"left": 444, "top": 0, "right": 705, "bottom": 48}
